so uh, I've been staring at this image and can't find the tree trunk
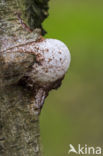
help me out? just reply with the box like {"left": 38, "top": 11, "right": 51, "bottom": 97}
{"left": 0, "top": 0, "right": 49, "bottom": 155}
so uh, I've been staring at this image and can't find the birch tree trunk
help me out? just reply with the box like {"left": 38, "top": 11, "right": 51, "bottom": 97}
{"left": 0, "top": 0, "right": 49, "bottom": 155}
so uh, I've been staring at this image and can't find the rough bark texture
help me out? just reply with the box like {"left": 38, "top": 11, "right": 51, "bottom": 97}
{"left": 0, "top": 86, "right": 40, "bottom": 156}
{"left": 0, "top": 0, "right": 49, "bottom": 155}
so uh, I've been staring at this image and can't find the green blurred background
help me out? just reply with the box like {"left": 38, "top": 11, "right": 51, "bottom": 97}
{"left": 40, "top": 0, "right": 103, "bottom": 155}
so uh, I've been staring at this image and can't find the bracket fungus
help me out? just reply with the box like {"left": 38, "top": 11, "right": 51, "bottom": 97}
{"left": 3, "top": 38, "right": 71, "bottom": 114}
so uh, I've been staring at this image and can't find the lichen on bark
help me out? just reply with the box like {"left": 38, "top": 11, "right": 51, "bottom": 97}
{"left": 0, "top": 0, "right": 49, "bottom": 52}
{"left": 17, "top": 0, "right": 49, "bottom": 34}
{"left": 0, "top": 0, "right": 49, "bottom": 34}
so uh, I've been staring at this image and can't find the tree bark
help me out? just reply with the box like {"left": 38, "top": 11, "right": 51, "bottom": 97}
{"left": 0, "top": 0, "right": 49, "bottom": 155}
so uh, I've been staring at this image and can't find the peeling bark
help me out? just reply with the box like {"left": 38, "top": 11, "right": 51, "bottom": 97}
{"left": 0, "top": 0, "right": 49, "bottom": 155}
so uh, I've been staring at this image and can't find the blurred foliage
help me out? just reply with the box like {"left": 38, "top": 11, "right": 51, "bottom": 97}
{"left": 40, "top": 0, "right": 103, "bottom": 155}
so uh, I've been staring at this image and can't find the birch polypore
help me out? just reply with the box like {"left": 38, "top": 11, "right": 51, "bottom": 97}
{"left": 25, "top": 39, "right": 71, "bottom": 88}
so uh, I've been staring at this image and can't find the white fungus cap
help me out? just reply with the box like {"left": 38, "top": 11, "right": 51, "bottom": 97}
{"left": 27, "top": 38, "right": 71, "bottom": 86}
